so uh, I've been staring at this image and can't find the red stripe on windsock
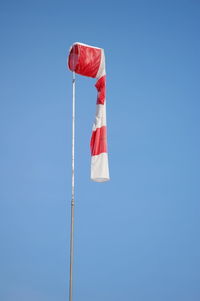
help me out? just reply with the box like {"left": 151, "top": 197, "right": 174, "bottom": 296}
{"left": 68, "top": 44, "right": 101, "bottom": 78}
{"left": 90, "top": 126, "right": 107, "bottom": 156}
{"left": 95, "top": 76, "right": 106, "bottom": 104}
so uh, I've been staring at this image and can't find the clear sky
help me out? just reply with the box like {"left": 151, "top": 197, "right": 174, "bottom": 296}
{"left": 0, "top": 0, "right": 200, "bottom": 300}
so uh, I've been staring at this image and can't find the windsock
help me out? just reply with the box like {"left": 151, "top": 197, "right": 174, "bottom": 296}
{"left": 68, "top": 42, "right": 110, "bottom": 182}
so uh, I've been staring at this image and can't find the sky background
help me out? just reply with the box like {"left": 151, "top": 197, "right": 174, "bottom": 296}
{"left": 0, "top": 0, "right": 200, "bottom": 300}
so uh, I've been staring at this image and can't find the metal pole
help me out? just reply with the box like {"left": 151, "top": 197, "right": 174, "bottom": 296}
{"left": 69, "top": 71, "right": 75, "bottom": 301}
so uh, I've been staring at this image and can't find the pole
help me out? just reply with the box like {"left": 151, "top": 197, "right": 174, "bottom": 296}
{"left": 69, "top": 71, "right": 75, "bottom": 301}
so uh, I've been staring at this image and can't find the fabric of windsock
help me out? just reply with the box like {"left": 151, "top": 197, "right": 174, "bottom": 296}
{"left": 68, "top": 42, "right": 110, "bottom": 182}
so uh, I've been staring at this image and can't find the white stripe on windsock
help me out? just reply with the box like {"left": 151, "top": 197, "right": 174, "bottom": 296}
{"left": 96, "top": 49, "right": 106, "bottom": 79}
{"left": 92, "top": 104, "right": 107, "bottom": 131}
{"left": 91, "top": 153, "right": 109, "bottom": 182}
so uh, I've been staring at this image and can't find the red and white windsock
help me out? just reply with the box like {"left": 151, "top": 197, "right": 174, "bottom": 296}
{"left": 68, "top": 42, "right": 110, "bottom": 182}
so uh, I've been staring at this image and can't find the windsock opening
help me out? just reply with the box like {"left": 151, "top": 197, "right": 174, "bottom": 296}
{"left": 68, "top": 44, "right": 79, "bottom": 72}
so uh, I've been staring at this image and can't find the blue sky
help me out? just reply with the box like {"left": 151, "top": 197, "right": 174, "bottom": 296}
{"left": 0, "top": 0, "right": 200, "bottom": 300}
